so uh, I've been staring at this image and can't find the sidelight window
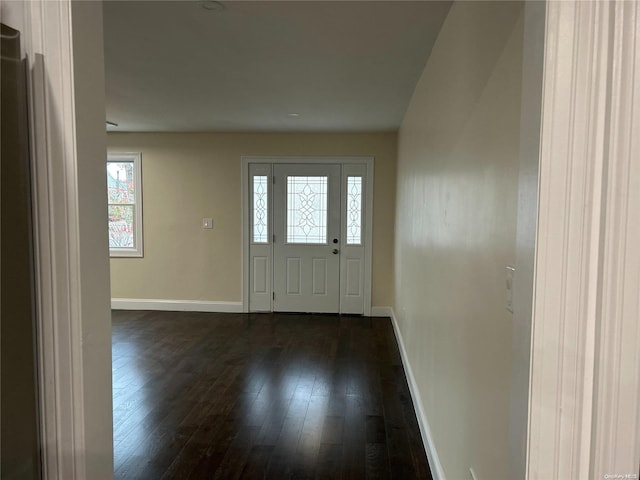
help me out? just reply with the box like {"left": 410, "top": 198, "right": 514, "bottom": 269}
{"left": 346, "top": 176, "right": 362, "bottom": 245}
{"left": 252, "top": 175, "right": 269, "bottom": 243}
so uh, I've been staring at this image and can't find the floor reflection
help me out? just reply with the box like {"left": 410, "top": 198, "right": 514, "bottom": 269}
{"left": 111, "top": 311, "right": 432, "bottom": 479}
{"left": 112, "top": 335, "right": 154, "bottom": 456}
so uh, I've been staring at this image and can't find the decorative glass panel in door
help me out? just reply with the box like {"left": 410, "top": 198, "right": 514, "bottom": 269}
{"left": 346, "top": 176, "right": 362, "bottom": 245}
{"left": 286, "top": 176, "right": 328, "bottom": 244}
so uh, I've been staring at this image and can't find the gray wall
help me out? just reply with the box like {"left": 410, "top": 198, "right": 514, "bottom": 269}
{"left": 509, "top": 2, "right": 546, "bottom": 479}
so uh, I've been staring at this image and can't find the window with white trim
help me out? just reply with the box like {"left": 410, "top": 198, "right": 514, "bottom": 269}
{"left": 107, "top": 153, "right": 143, "bottom": 257}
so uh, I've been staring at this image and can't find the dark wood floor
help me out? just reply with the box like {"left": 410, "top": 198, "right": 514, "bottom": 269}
{"left": 112, "top": 311, "right": 432, "bottom": 480}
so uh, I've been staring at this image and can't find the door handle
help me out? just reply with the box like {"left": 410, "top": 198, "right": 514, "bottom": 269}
{"left": 332, "top": 248, "right": 339, "bottom": 255}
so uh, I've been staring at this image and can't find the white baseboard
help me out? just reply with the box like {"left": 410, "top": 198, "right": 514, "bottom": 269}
{"left": 111, "top": 298, "right": 243, "bottom": 313}
{"left": 389, "top": 307, "right": 446, "bottom": 480}
{"left": 371, "top": 305, "right": 393, "bottom": 317}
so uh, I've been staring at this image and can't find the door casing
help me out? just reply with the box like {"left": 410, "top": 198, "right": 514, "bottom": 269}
{"left": 241, "top": 156, "right": 374, "bottom": 315}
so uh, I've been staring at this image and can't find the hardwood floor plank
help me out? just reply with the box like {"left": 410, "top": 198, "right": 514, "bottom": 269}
{"left": 366, "top": 415, "right": 387, "bottom": 444}
{"left": 366, "top": 442, "right": 391, "bottom": 480}
{"left": 292, "top": 395, "right": 330, "bottom": 479}
{"left": 263, "top": 393, "right": 311, "bottom": 478}
{"left": 320, "top": 415, "right": 344, "bottom": 446}
{"left": 341, "top": 395, "right": 366, "bottom": 479}
{"left": 111, "top": 310, "right": 433, "bottom": 479}
{"left": 241, "top": 445, "right": 274, "bottom": 479}
{"left": 315, "top": 443, "right": 343, "bottom": 480}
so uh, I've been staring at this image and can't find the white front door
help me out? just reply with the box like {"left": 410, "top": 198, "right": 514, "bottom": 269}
{"left": 272, "top": 164, "right": 341, "bottom": 312}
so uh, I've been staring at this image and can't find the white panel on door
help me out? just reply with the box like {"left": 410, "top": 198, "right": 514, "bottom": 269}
{"left": 273, "top": 163, "right": 341, "bottom": 312}
{"left": 253, "top": 256, "right": 268, "bottom": 294}
{"left": 340, "top": 164, "right": 368, "bottom": 314}
{"left": 312, "top": 258, "right": 327, "bottom": 295}
{"left": 286, "top": 257, "right": 301, "bottom": 295}
{"left": 346, "top": 258, "right": 361, "bottom": 296}
{"left": 248, "top": 163, "right": 272, "bottom": 312}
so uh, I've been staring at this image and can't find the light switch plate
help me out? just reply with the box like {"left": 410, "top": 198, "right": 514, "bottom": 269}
{"left": 202, "top": 217, "right": 213, "bottom": 229}
{"left": 506, "top": 265, "right": 515, "bottom": 313}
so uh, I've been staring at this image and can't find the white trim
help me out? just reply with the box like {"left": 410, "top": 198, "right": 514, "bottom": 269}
{"left": 111, "top": 298, "right": 243, "bottom": 313}
{"left": 242, "top": 156, "right": 375, "bottom": 165}
{"left": 24, "top": 1, "right": 88, "bottom": 478}
{"left": 590, "top": 1, "right": 640, "bottom": 475}
{"left": 527, "top": 0, "right": 640, "bottom": 478}
{"left": 388, "top": 307, "right": 446, "bottom": 480}
{"left": 528, "top": 0, "right": 610, "bottom": 476}
{"left": 241, "top": 156, "right": 374, "bottom": 315}
{"left": 241, "top": 159, "right": 250, "bottom": 312}
{"left": 362, "top": 162, "right": 374, "bottom": 317}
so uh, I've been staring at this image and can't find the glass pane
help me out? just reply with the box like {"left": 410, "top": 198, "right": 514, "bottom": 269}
{"left": 253, "top": 175, "right": 268, "bottom": 243}
{"left": 346, "top": 176, "right": 362, "bottom": 245}
{"left": 107, "top": 161, "right": 135, "bottom": 204}
{"left": 108, "top": 205, "right": 135, "bottom": 248}
{"left": 287, "top": 176, "right": 328, "bottom": 244}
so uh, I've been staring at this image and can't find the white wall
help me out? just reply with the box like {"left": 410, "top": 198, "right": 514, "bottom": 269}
{"left": 395, "top": 2, "right": 525, "bottom": 479}
{"left": 70, "top": 2, "right": 114, "bottom": 477}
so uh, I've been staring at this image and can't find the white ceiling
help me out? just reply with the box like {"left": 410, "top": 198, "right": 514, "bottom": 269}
{"left": 103, "top": 1, "right": 451, "bottom": 132}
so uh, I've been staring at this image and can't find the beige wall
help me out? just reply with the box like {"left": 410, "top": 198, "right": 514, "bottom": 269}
{"left": 509, "top": 3, "right": 544, "bottom": 479}
{"left": 108, "top": 132, "right": 396, "bottom": 307}
{"left": 395, "top": 2, "right": 524, "bottom": 480}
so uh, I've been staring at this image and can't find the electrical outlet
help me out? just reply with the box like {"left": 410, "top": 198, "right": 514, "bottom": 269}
{"left": 202, "top": 217, "right": 213, "bottom": 229}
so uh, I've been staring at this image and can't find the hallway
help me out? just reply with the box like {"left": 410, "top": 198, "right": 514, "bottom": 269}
{"left": 112, "top": 311, "right": 431, "bottom": 479}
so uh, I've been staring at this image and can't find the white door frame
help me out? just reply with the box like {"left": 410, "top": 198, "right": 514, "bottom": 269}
{"left": 20, "top": 0, "right": 640, "bottom": 478}
{"left": 6, "top": 1, "right": 114, "bottom": 478}
{"left": 241, "top": 156, "right": 374, "bottom": 316}
{"left": 527, "top": 1, "right": 640, "bottom": 478}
